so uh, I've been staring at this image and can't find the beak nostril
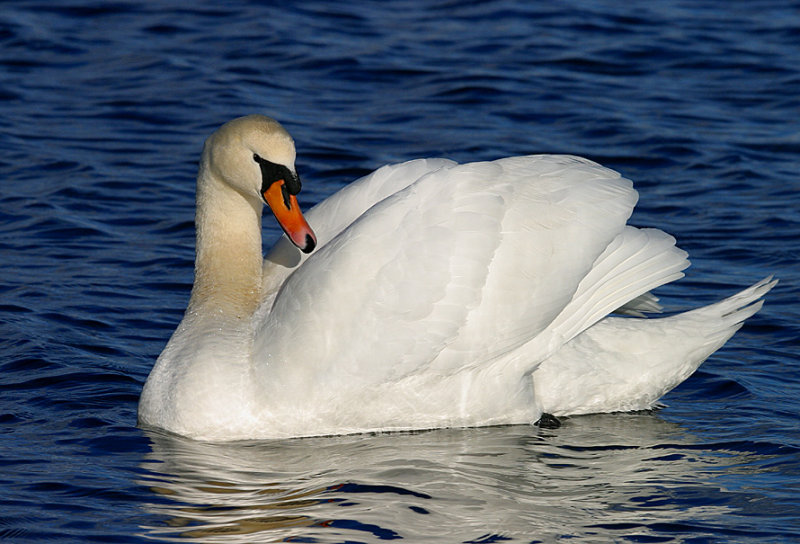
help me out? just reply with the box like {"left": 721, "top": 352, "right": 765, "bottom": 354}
{"left": 280, "top": 182, "right": 292, "bottom": 210}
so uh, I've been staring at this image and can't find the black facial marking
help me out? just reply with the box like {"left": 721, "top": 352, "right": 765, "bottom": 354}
{"left": 253, "top": 154, "right": 302, "bottom": 196}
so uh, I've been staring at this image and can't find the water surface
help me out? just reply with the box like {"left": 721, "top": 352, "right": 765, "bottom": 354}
{"left": 1, "top": 1, "right": 799, "bottom": 542}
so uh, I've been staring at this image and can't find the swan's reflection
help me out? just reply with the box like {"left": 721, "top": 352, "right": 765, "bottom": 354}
{"left": 138, "top": 413, "right": 761, "bottom": 542}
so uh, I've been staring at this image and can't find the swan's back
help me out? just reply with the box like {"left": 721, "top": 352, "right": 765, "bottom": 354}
{"left": 255, "top": 155, "right": 638, "bottom": 398}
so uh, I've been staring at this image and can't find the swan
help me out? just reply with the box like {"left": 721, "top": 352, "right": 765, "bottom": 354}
{"left": 138, "top": 114, "right": 776, "bottom": 441}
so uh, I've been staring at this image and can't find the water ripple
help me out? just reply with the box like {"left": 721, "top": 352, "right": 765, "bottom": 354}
{"left": 0, "top": 0, "right": 798, "bottom": 542}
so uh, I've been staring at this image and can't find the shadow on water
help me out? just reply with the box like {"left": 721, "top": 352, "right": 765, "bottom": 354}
{"left": 135, "top": 412, "right": 784, "bottom": 542}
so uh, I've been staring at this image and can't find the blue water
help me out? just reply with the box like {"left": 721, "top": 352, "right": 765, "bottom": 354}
{"left": 1, "top": 0, "right": 799, "bottom": 541}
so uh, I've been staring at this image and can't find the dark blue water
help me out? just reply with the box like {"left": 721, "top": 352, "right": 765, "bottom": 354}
{"left": 2, "top": 1, "right": 799, "bottom": 542}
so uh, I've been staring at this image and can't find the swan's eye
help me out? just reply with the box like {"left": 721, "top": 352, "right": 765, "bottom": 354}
{"left": 253, "top": 153, "right": 261, "bottom": 163}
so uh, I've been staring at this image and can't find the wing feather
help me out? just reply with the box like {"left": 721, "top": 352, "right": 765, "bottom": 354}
{"left": 254, "top": 155, "right": 639, "bottom": 401}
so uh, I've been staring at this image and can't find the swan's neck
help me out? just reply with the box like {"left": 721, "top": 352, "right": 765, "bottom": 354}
{"left": 189, "top": 165, "right": 264, "bottom": 320}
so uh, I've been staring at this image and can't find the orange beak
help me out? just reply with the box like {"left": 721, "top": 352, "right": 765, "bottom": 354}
{"left": 262, "top": 180, "right": 317, "bottom": 253}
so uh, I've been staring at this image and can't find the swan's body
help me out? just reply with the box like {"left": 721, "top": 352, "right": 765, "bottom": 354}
{"left": 138, "top": 115, "right": 775, "bottom": 441}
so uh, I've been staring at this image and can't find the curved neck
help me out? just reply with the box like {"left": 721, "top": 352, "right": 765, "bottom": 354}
{"left": 189, "top": 164, "right": 264, "bottom": 319}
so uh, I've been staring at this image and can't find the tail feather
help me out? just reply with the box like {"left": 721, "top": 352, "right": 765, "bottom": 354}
{"left": 532, "top": 277, "right": 777, "bottom": 416}
{"left": 684, "top": 275, "right": 775, "bottom": 330}
{"left": 677, "top": 276, "right": 776, "bottom": 353}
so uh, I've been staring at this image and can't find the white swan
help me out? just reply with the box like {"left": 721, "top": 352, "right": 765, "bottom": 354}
{"left": 138, "top": 115, "right": 776, "bottom": 441}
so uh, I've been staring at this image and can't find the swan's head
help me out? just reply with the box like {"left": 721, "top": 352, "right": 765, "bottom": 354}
{"left": 203, "top": 114, "right": 317, "bottom": 253}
